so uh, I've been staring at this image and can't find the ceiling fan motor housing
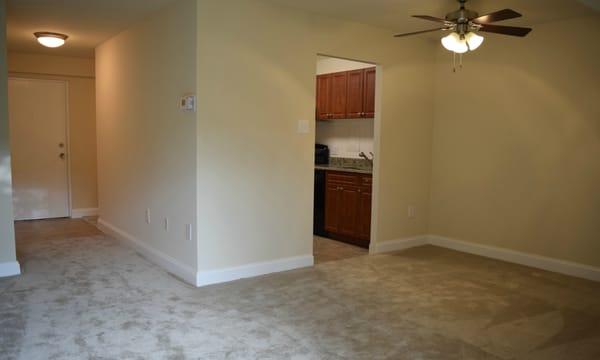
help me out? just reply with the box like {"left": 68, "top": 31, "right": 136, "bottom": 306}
{"left": 446, "top": 6, "right": 478, "bottom": 36}
{"left": 445, "top": 8, "right": 478, "bottom": 22}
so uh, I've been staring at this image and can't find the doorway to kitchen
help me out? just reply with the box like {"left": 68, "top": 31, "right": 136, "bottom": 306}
{"left": 312, "top": 55, "right": 379, "bottom": 264}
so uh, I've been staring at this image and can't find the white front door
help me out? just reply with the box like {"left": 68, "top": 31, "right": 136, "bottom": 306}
{"left": 8, "top": 78, "right": 70, "bottom": 220}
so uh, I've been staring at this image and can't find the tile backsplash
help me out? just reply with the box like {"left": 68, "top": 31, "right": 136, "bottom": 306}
{"left": 315, "top": 118, "right": 374, "bottom": 159}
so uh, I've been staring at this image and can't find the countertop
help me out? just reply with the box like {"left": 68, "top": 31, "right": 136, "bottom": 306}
{"left": 315, "top": 164, "right": 372, "bottom": 175}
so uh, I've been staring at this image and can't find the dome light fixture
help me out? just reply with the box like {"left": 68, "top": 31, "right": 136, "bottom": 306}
{"left": 465, "top": 32, "right": 484, "bottom": 51}
{"left": 34, "top": 32, "right": 68, "bottom": 48}
{"left": 441, "top": 31, "right": 484, "bottom": 53}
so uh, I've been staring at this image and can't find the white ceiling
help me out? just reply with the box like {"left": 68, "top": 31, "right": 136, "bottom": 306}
{"left": 6, "top": 0, "right": 177, "bottom": 58}
{"left": 269, "top": 0, "right": 599, "bottom": 34}
{"left": 6, "top": 0, "right": 599, "bottom": 58}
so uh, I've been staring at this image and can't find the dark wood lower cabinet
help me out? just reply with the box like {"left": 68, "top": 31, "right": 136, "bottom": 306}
{"left": 324, "top": 171, "right": 372, "bottom": 248}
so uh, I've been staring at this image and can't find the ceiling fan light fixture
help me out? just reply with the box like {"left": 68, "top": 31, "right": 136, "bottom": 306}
{"left": 34, "top": 32, "right": 68, "bottom": 48}
{"left": 465, "top": 32, "right": 484, "bottom": 51}
{"left": 441, "top": 32, "right": 468, "bottom": 54}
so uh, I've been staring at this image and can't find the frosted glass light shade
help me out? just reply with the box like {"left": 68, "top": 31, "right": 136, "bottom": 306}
{"left": 441, "top": 32, "right": 468, "bottom": 54}
{"left": 34, "top": 32, "right": 68, "bottom": 48}
{"left": 465, "top": 32, "right": 484, "bottom": 51}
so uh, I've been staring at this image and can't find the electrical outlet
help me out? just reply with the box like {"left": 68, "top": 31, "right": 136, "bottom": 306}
{"left": 145, "top": 209, "right": 151, "bottom": 224}
{"left": 164, "top": 218, "right": 169, "bottom": 232}
{"left": 186, "top": 224, "right": 193, "bottom": 241}
{"left": 408, "top": 205, "right": 416, "bottom": 219}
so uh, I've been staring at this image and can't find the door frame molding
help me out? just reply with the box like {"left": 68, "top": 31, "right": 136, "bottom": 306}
{"left": 313, "top": 55, "right": 381, "bottom": 254}
{"left": 8, "top": 77, "right": 72, "bottom": 219}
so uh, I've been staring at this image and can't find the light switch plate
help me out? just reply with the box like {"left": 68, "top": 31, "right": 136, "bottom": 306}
{"left": 408, "top": 205, "right": 416, "bottom": 219}
{"left": 297, "top": 119, "right": 309, "bottom": 134}
{"left": 186, "top": 224, "right": 193, "bottom": 241}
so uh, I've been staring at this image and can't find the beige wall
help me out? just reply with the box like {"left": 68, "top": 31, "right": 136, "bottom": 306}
{"left": 197, "top": 0, "right": 435, "bottom": 271}
{"left": 96, "top": 0, "right": 198, "bottom": 270}
{"left": 430, "top": 16, "right": 600, "bottom": 267}
{"left": 0, "top": 2, "right": 17, "bottom": 265}
{"left": 7, "top": 52, "right": 97, "bottom": 210}
{"left": 316, "top": 55, "right": 373, "bottom": 75}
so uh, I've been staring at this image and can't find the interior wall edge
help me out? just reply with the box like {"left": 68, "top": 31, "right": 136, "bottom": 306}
{"left": 97, "top": 218, "right": 197, "bottom": 286}
{"left": 0, "top": 261, "right": 21, "bottom": 278}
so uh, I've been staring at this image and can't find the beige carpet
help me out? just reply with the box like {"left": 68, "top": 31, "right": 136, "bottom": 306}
{"left": 1, "top": 218, "right": 599, "bottom": 359}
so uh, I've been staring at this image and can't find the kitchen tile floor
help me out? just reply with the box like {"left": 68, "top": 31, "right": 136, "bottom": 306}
{"left": 313, "top": 236, "right": 367, "bottom": 264}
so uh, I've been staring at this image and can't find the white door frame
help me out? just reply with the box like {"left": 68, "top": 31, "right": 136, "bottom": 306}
{"left": 8, "top": 77, "right": 73, "bottom": 219}
{"left": 313, "top": 54, "right": 381, "bottom": 254}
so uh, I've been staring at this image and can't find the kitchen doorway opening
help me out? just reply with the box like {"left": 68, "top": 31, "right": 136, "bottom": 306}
{"left": 312, "top": 55, "right": 381, "bottom": 264}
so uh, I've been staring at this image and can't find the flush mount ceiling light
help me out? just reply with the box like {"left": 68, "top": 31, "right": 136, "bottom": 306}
{"left": 393, "top": 0, "right": 532, "bottom": 71}
{"left": 34, "top": 32, "right": 68, "bottom": 48}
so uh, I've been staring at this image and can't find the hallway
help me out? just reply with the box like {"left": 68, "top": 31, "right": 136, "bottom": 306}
{"left": 2, "top": 219, "right": 600, "bottom": 359}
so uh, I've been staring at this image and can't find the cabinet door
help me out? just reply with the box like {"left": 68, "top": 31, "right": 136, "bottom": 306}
{"left": 346, "top": 69, "right": 364, "bottom": 118}
{"left": 357, "top": 187, "right": 372, "bottom": 240}
{"left": 325, "top": 184, "right": 340, "bottom": 233}
{"left": 329, "top": 72, "right": 348, "bottom": 119}
{"left": 316, "top": 74, "right": 331, "bottom": 120}
{"left": 338, "top": 185, "right": 360, "bottom": 237}
{"left": 363, "top": 67, "right": 376, "bottom": 118}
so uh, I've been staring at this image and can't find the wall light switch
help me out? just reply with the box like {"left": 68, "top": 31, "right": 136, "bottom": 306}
{"left": 145, "top": 209, "right": 151, "bottom": 224}
{"left": 297, "top": 119, "right": 309, "bottom": 134}
{"left": 186, "top": 224, "right": 193, "bottom": 241}
{"left": 164, "top": 218, "right": 169, "bottom": 232}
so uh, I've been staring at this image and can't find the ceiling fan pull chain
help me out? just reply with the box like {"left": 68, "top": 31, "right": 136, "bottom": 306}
{"left": 453, "top": 52, "right": 456, "bottom": 73}
{"left": 459, "top": 53, "right": 463, "bottom": 70}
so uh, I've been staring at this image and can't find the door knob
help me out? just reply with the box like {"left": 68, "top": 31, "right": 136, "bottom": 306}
{"left": 59, "top": 153, "right": 65, "bottom": 159}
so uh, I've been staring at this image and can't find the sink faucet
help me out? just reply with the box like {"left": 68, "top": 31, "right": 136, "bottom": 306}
{"left": 359, "top": 151, "right": 373, "bottom": 166}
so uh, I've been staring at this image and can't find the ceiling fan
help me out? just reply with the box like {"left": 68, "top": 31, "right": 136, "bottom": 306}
{"left": 394, "top": 0, "right": 532, "bottom": 54}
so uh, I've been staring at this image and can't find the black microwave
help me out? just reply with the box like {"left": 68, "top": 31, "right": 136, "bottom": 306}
{"left": 315, "top": 144, "right": 329, "bottom": 165}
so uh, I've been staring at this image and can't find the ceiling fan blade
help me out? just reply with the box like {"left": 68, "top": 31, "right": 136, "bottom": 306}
{"left": 412, "top": 15, "right": 451, "bottom": 24}
{"left": 394, "top": 28, "right": 446, "bottom": 37}
{"left": 478, "top": 24, "right": 532, "bottom": 37}
{"left": 472, "top": 9, "right": 522, "bottom": 24}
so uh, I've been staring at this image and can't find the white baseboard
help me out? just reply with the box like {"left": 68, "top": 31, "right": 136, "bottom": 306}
{"left": 371, "top": 235, "right": 429, "bottom": 254}
{"left": 429, "top": 235, "right": 600, "bottom": 282}
{"left": 196, "top": 255, "right": 314, "bottom": 287}
{"left": 71, "top": 208, "right": 99, "bottom": 218}
{"left": 0, "top": 261, "right": 21, "bottom": 278}
{"left": 97, "top": 218, "right": 314, "bottom": 287}
{"left": 97, "top": 218, "right": 197, "bottom": 285}
{"left": 372, "top": 234, "right": 600, "bottom": 282}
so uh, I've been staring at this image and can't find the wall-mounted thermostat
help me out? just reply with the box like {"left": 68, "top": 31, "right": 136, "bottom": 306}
{"left": 180, "top": 94, "right": 196, "bottom": 112}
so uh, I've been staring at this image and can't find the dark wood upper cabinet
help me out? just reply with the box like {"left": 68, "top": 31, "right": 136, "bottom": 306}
{"left": 346, "top": 69, "right": 364, "bottom": 118}
{"left": 316, "top": 74, "right": 331, "bottom": 120}
{"left": 329, "top": 72, "right": 347, "bottom": 119}
{"left": 363, "top": 67, "right": 376, "bottom": 118}
{"left": 316, "top": 67, "right": 375, "bottom": 120}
